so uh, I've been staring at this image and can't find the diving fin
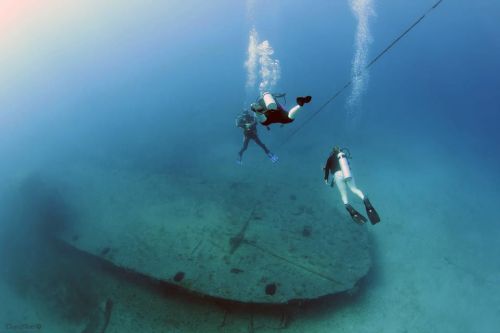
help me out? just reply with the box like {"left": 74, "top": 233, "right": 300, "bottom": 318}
{"left": 267, "top": 152, "right": 279, "bottom": 163}
{"left": 363, "top": 198, "right": 380, "bottom": 225}
{"left": 296, "top": 96, "right": 312, "bottom": 106}
{"left": 236, "top": 156, "right": 243, "bottom": 165}
{"left": 345, "top": 204, "right": 367, "bottom": 225}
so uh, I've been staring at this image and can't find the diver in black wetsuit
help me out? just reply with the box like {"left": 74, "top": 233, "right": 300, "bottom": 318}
{"left": 250, "top": 92, "right": 311, "bottom": 127}
{"left": 324, "top": 146, "right": 380, "bottom": 225}
{"left": 236, "top": 110, "right": 278, "bottom": 164}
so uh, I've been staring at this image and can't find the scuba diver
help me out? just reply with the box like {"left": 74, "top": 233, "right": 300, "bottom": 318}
{"left": 323, "top": 146, "right": 380, "bottom": 225}
{"left": 235, "top": 110, "right": 278, "bottom": 164}
{"left": 250, "top": 92, "right": 312, "bottom": 127}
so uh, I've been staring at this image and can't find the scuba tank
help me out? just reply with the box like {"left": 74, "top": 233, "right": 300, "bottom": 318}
{"left": 337, "top": 150, "right": 352, "bottom": 180}
{"left": 262, "top": 92, "right": 277, "bottom": 110}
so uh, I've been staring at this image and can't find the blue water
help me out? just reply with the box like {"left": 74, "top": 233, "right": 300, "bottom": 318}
{"left": 0, "top": 0, "right": 499, "bottom": 332}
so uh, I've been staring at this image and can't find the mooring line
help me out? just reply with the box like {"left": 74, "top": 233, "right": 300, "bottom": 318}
{"left": 279, "top": 0, "right": 445, "bottom": 147}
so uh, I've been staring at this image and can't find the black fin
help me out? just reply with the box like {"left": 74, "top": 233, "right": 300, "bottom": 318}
{"left": 345, "top": 204, "right": 367, "bottom": 225}
{"left": 296, "top": 96, "right": 312, "bottom": 106}
{"left": 364, "top": 198, "right": 380, "bottom": 225}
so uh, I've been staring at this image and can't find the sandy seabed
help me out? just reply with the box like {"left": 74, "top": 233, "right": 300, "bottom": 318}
{"left": 0, "top": 133, "right": 499, "bottom": 333}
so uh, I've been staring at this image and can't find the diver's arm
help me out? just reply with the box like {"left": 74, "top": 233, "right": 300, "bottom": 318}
{"left": 323, "top": 157, "right": 332, "bottom": 182}
{"left": 236, "top": 116, "right": 245, "bottom": 128}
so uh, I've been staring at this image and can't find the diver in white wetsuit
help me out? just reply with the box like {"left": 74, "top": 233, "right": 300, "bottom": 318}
{"left": 250, "top": 92, "right": 311, "bottom": 128}
{"left": 323, "top": 146, "right": 380, "bottom": 225}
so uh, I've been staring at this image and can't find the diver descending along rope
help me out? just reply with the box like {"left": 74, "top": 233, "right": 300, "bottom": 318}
{"left": 280, "top": 0, "right": 444, "bottom": 147}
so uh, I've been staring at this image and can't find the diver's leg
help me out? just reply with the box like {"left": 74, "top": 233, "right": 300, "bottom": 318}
{"left": 252, "top": 135, "right": 270, "bottom": 154}
{"left": 288, "top": 96, "right": 312, "bottom": 119}
{"left": 252, "top": 135, "right": 277, "bottom": 162}
{"left": 337, "top": 173, "right": 367, "bottom": 224}
{"left": 346, "top": 178, "right": 365, "bottom": 201}
{"left": 333, "top": 171, "right": 348, "bottom": 204}
{"left": 288, "top": 105, "right": 301, "bottom": 120}
{"left": 238, "top": 135, "right": 251, "bottom": 163}
{"left": 346, "top": 177, "right": 380, "bottom": 224}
